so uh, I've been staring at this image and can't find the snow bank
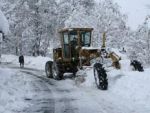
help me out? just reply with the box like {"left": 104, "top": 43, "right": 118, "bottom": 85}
{"left": 1, "top": 54, "right": 18, "bottom": 63}
{"left": 111, "top": 69, "right": 150, "bottom": 104}
{"left": 0, "top": 9, "right": 9, "bottom": 34}
{"left": 81, "top": 50, "right": 150, "bottom": 112}
{"left": 1, "top": 54, "right": 52, "bottom": 70}
{"left": 24, "top": 56, "right": 52, "bottom": 70}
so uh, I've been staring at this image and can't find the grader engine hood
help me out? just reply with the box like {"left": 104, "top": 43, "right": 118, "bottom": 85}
{"left": 79, "top": 47, "right": 101, "bottom": 66}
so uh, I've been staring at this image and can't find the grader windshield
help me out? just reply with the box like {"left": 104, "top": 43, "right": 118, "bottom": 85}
{"left": 80, "top": 31, "right": 91, "bottom": 47}
{"left": 60, "top": 28, "right": 93, "bottom": 59}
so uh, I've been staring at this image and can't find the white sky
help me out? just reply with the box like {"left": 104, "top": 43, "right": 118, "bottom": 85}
{"left": 114, "top": 0, "right": 150, "bottom": 30}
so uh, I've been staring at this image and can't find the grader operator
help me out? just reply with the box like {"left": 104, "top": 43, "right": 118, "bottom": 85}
{"left": 45, "top": 28, "right": 121, "bottom": 90}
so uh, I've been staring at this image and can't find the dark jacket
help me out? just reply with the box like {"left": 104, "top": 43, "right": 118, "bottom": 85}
{"left": 19, "top": 55, "right": 24, "bottom": 63}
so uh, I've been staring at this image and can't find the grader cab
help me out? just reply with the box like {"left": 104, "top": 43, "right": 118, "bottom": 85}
{"left": 45, "top": 28, "right": 121, "bottom": 90}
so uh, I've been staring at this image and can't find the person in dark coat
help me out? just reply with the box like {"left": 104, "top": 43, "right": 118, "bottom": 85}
{"left": 130, "top": 60, "right": 144, "bottom": 72}
{"left": 19, "top": 55, "right": 24, "bottom": 68}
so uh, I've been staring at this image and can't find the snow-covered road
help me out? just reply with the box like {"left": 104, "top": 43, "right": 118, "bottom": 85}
{"left": 0, "top": 63, "right": 78, "bottom": 113}
{"left": 0, "top": 54, "right": 150, "bottom": 113}
{"left": 0, "top": 64, "right": 111, "bottom": 113}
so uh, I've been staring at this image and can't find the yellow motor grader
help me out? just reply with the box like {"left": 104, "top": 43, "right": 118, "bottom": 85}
{"left": 45, "top": 28, "right": 121, "bottom": 90}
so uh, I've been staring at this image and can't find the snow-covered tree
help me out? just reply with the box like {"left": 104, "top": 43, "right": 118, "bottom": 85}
{"left": 0, "top": 8, "right": 9, "bottom": 58}
{"left": 1, "top": 0, "right": 57, "bottom": 56}
{"left": 0, "top": 0, "right": 130, "bottom": 57}
{"left": 127, "top": 16, "right": 150, "bottom": 65}
{"left": 65, "top": 0, "right": 128, "bottom": 48}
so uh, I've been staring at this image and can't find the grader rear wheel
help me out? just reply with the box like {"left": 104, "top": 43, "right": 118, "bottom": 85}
{"left": 93, "top": 63, "right": 108, "bottom": 90}
{"left": 52, "top": 62, "right": 64, "bottom": 80}
{"left": 45, "top": 61, "right": 53, "bottom": 78}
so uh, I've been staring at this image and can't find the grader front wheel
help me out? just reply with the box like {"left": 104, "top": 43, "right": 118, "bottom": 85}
{"left": 93, "top": 63, "right": 108, "bottom": 90}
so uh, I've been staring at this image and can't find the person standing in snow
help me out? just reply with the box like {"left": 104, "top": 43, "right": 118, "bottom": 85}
{"left": 19, "top": 55, "right": 24, "bottom": 68}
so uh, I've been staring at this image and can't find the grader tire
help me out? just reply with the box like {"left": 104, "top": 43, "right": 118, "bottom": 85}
{"left": 45, "top": 61, "right": 53, "bottom": 78}
{"left": 93, "top": 63, "right": 108, "bottom": 90}
{"left": 52, "top": 62, "right": 64, "bottom": 80}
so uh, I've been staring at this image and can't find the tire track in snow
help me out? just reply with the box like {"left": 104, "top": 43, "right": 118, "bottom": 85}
{"left": 18, "top": 70, "right": 55, "bottom": 113}
{"left": 20, "top": 70, "right": 77, "bottom": 113}
{"left": 1, "top": 63, "right": 77, "bottom": 113}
